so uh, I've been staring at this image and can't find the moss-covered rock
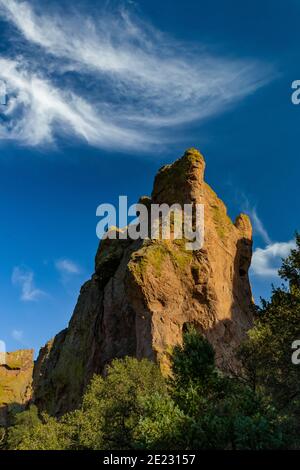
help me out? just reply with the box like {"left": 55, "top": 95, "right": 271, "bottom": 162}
{"left": 0, "top": 350, "right": 33, "bottom": 426}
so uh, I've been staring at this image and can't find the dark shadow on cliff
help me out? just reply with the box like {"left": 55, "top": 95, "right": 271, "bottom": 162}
{"left": 188, "top": 237, "right": 254, "bottom": 374}
{"left": 214, "top": 236, "right": 253, "bottom": 373}
{"left": 0, "top": 402, "right": 27, "bottom": 428}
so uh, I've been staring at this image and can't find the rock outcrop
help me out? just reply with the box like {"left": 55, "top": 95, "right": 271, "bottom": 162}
{"left": 0, "top": 350, "right": 33, "bottom": 426}
{"left": 33, "top": 148, "right": 253, "bottom": 415}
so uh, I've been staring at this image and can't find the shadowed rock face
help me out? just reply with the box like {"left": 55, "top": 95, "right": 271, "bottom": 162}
{"left": 33, "top": 148, "right": 253, "bottom": 416}
{"left": 0, "top": 350, "right": 33, "bottom": 426}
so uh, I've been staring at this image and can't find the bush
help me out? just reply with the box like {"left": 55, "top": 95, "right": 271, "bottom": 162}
{"left": 7, "top": 357, "right": 167, "bottom": 450}
{"left": 238, "top": 234, "right": 300, "bottom": 447}
{"left": 8, "top": 405, "right": 69, "bottom": 450}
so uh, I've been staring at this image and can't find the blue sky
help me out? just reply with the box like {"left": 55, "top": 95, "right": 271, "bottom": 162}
{"left": 0, "top": 0, "right": 299, "bottom": 355}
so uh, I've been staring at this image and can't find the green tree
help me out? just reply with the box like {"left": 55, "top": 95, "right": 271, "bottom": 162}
{"left": 80, "top": 357, "right": 167, "bottom": 449}
{"left": 7, "top": 357, "right": 167, "bottom": 450}
{"left": 169, "top": 326, "right": 290, "bottom": 449}
{"left": 239, "top": 233, "right": 300, "bottom": 444}
{"left": 134, "top": 392, "right": 187, "bottom": 449}
{"left": 7, "top": 405, "right": 70, "bottom": 450}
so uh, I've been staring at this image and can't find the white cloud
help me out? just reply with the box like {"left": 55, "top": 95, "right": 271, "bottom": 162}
{"left": 248, "top": 208, "right": 272, "bottom": 245}
{"left": 240, "top": 203, "right": 294, "bottom": 279}
{"left": 12, "top": 266, "right": 45, "bottom": 301}
{"left": 251, "top": 240, "right": 296, "bottom": 277}
{"left": 0, "top": 0, "right": 274, "bottom": 150}
{"left": 0, "top": 58, "right": 147, "bottom": 149}
{"left": 55, "top": 259, "right": 80, "bottom": 275}
{"left": 12, "top": 329, "right": 23, "bottom": 341}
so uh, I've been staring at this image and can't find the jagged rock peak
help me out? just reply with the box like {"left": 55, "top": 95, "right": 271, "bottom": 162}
{"left": 33, "top": 148, "right": 253, "bottom": 416}
{"left": 152, "top": 147, "right": 205, "bottom": 205}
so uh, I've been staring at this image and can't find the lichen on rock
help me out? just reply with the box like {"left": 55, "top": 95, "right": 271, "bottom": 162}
{"left": 0, "top": 350, "right": 33, "bottom": 426}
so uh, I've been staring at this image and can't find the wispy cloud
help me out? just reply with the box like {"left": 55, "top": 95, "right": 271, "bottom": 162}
{"left": 238, "top": 192, "right": 272, "bottom": 245}
{"left": 251, "top": 240, "right": 296, "bottom": 277}
{"left": 0, "top": 58, "right": 147, "bottom": 148}
{"left": 55, "top": 258, "right": 82, "bottom": 286}
{"left": 12, "top": 266, "right": 45, "bottom": 301}
{"left": 0, "top": 0, "right": 274, "bottom": 150}
{"left": 248, "top": 208, "right": 272, "bottom": 245}
{"left": 55, "top": 259, "right": 80, "bottom": 275}
{"left": 11, "top": 329, "right": 23, "bottom": 341}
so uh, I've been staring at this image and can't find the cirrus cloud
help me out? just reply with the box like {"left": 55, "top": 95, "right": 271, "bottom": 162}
{"left": 55, "top": 259, "right": 81, "bottom": 275}
{"left": 12, "top": 329, "right": 24, "bottom": 341}
{"left": 0, "top": 0, "right": 274, "bottom": 151}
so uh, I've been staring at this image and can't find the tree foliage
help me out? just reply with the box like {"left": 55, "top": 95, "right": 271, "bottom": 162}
{"left": 238, "top": 233, "right": 300, "bottom": 445}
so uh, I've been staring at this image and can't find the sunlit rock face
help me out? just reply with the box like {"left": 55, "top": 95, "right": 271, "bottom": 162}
{"left": 0, "top": 349, "right": 33, "bottom": 426}
{"left": 33, "top": 148, "right": 253, "bottom": 415}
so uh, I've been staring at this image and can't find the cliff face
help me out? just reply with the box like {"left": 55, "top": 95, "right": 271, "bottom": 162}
{"left": 33, "top": 148, "right": 253, "bottom": 415}
{"left": 0, "top": 350, "right": 33, "bottom": 426}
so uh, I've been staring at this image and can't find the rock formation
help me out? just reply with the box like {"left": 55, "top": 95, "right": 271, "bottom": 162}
{"left": 33, "top": 148, "right": 253, "bottom": 415}
{"left": 0, "top": 350, "right": 33, "bottom": 426}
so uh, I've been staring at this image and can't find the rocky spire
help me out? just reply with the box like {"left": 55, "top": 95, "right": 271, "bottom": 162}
{"left": 33, "top": 149, "right": 253, "bottom": 415}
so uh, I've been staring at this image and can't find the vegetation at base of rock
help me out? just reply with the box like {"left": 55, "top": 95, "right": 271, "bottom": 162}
{"left": 238, "top": 232, "right": 300, "bottom": 442}
{"left": 5, "top": 238, "right": 300, "bottom": 453}
{"left": 3, "top": 340, "right": 292, "bottom": 449}
{"left": 3, "top": 240, "right": 300, "bottom": 450}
